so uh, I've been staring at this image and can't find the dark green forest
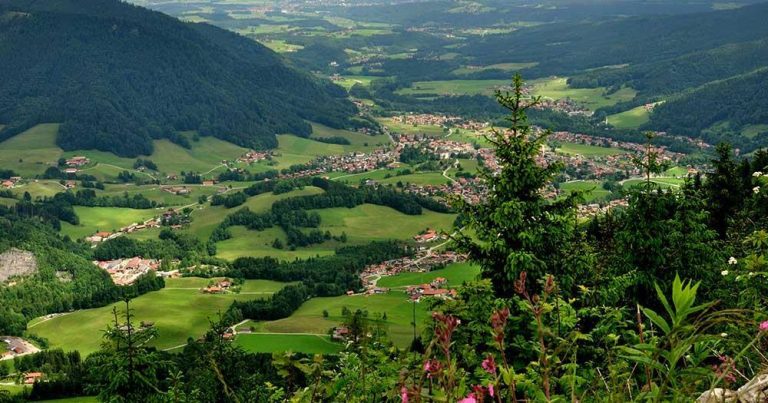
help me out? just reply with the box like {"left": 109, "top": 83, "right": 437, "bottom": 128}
{"left": 0, "top": 0, "right": 357, "bottom": 157}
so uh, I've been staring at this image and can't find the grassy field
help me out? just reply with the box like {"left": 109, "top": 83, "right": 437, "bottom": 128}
{"left": 274, "top": 135, "right": 355, "bottom": 168}
{"left": 260, "top": 291, "right": 428, "bottom": 347}
{"left": 531, "top": 77, "right": 636, "bottom": 110}
{"left": 0, "top": 124, "right": 61, "bottom": 176}
{"left": 334, "top": 75, "right": 378, "bottom": 90}
{"left": 28, "top": 278, "right": 285, "bottom": 356}
{"left": 215, "top": 226, "right": 337, "bottom": 261}
{"left": 60, "top": 206, "right": 160, "bottom": 239}
{"left": 607, "top": 105, "right": 651, "bottom": 129}
{"left": 559, "top": 180, "right": 611, "bottom": 203}
{"left": 623, "top": 177, "right": 685, "bottom": 189}
{"left": 145, "top": 136, "right": 248, "bottom": 175}
{"left": 379, "top": 172, "right": 451, "bottom": 186}
{"left": 184, "top": 187, "right": 325, "bottom": 241}
{"left": 376, "top": 117, "right": 447, "bottom": 136}
{"left": 396, "top": 80, "right": 511, "bottom": 97}
{"left": 313, "top": 204, "right": 456, "bottom": 243}
{"left": 309, "top": 123, "right": 389, "bottom": 149}
{"left": 235, "top": 333, "right": 342, "bottom": 354}
{"left": 11, "top": 180, "right": 66, "bottom": 199}
{"left": 452, "top": 62, "right": 538, "bottom": 75}
{"left": 557, "top": 142, "right": 624, "bottom": 156}
{"left": 377, "top": 262, "right": 480, "bottom": 288}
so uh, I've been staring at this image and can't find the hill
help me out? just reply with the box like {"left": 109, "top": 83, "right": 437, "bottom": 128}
{"left": 0, "top": 0, "right": 356, "bottom": 157}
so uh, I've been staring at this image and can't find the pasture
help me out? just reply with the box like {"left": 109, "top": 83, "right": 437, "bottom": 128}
{"left": 531, "top": 77, "right": 636, "bottom": 110}
{"left": 376, "top": 117, "right": 447, "bottom": 136}
{"left": 559, "top": 180, "right": 611, "bottom": 203}
{"left": 184, "top": 186, "right": 324, "bottom": 241}
{"left": 0, "top": 124, "right": 61, "bottom": 177}
{"left": 260, "top": 291, "right": 429, "bottom": 347}
{"left": 60, "top": 206, "right": 160, "bottom": 240}
{"left": 309, "top": 123, "right": 389, "bottom": 150}
{"left": 452, "top": 62, "right": 538, "bottom": 75}
{"left": 27, "top": 278, "right": 285, "bottom": 356}
{"left": 396, "top": 79, "right": 512, "bottom": 97}
{"left": 556, "top": 142, "right": 624, "bottom": 157}
{"left": 607, "top": 105, "right": 651, "bottom": 129}
{"left": 234, "top": 333, "right": 342, "bottom": 354}
{"left": 313, "top": 204, "right": 456, "bottom": 243}
{"left": 377, "top": 262, "right": 480, "bottom": 288}
{"left": 215, "top": 226, "right": 336, "bottom": 261}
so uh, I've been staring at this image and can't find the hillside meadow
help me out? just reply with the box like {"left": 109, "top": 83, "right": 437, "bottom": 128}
{"left": 27, "top": 278, "right": 286, "bottom": 356}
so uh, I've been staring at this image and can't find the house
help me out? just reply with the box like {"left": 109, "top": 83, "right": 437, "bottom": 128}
{"left": 66, "top": 156, "right": 89, "bottom": 167}
{"left": 1, "top": 180, "right": 14, "bottom": 189}
{"left": 430, "top": 277, "right": 448, "bottom": 288}
{"left": 64, "top": 168, "right": 78, "bottom": 174}
{"left": 332, "top": 326, "right": 350, "bottom": 341}
{"left": 24, "top": 372, "right": 44, "bottom": 385}
{"left": 202, "top": 286, "right": 222, "bottom": 294}
{"left": 414, "top": 229, "right": 439, "bottom": 243}
{"left": 202, "top": 180, "right": 216, "bottom": 186}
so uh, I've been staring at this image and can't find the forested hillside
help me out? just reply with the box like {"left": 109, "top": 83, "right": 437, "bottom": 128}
{"left": 647, "top": 68, "right": 768, "bottom": 145}
{"left": 0, "top": 0, "right": 356, "bottom": 157}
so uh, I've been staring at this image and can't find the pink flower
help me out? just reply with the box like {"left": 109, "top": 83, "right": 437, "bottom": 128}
{"left": 458, "top": 393, "right": 477, "bottom": 403}
{"left": 488, "top": 383, "right": 495, "bottom": 397}
{"left": 481, "top": 354, "right": 497, "bottom": 375}
{"left": 400, "top": 387, "right": 409, "bottom": 403}
{"left": 760, "top": 321, "right": 768, "bottom": 332}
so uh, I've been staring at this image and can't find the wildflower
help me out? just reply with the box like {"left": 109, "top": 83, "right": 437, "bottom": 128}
{"left": 400, "top": 387, "right": 409, "bottom": 403}
{"left": 721, "top": 332, "right": 728, "bottom": 338}
{"left": 423, "top": 359, "right": 441, "bottom": 378}
{"left": 760, "top": 321, "right": 768, "bottom": 332}
{"left": 721, "top": 270, "right": 729, "bottom": 276}
{"left": 754, "top": 186, "right": 761, "bottom": 194}
{"left": 459, "top": 392, "right": 478, "bottom": 403}
{"left": 481, "top": 354, "right": 497, "bottom": 375}
{"left": 749, "top": 272, "right": 755, "bottom": 277}
{"left": 488, "top": 383, "right": 495, "bottom": 397}
{"left": 753, "top": 171, "right": 763, "bottom": 177}
{"left": 728, "top": 257, "right": 738, "bottom": 265}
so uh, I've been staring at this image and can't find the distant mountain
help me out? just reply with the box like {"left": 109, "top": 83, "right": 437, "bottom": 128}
{"left": 0, "top": 0, "right": 356, "bottom": 157}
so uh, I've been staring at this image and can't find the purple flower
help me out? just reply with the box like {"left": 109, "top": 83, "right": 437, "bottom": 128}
{"left": 481, "top": 355, "right": 497, "bottom": 375}
{"left": 760, "top": 321, "right": 768, "bottom": 332}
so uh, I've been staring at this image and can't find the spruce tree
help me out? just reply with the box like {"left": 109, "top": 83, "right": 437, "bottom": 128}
{"left": 452, "top": 74, "right": 582, "bottom": 297}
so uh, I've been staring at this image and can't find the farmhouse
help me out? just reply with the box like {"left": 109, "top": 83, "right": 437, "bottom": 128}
{"left": 202, "top": 279, "right": 233, "bottom": 294}
{"left": 332, "top": 326, "right": 350, "bottom": 341}
{"left": 24, "top": 372, "right": 44, "bottom": 385}
{"left": 414, "top": 229, "right": 440, "bottom": 243}
{"left": 65, "top": 156, "right": 89, "bottom": 167}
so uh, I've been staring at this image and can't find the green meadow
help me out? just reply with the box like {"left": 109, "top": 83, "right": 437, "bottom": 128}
{"left": 452, "top": 62, "right": 538, "bottom": 75}
{"left": 313, "top": 204, "right": 456, "bottom": 243}
{"left": 556, "top": 142, "right": 624, "bottom": 156}
{"left": 235, "top": 333, "right": 342, "bottom": 354}
{"left": 559, "top": 180, "right": 611, "bottom": 203}
{"left": 531, "top": 77, "right": 636, "bottom": 110}
{"left": 0, "top": 124, "right": 61, "bottom": 176}
{"left": 377, "top": 262, "right": 480, "bottom": 289}
{"left": 60, "top": 206, "right": 160, "bottom": 240}
{"left": 309, "top": 123, "right": 389, "bottom": 149}
{"left": 215, "top": 226, "right": 336, "bottom": 261}
{"left": 396, "top": 79, "right": 512, "bottom": 97}
{"left": 260, "top": 291, "right": 429, "bottom": 347}
{"left": 184, "top": 186, "right": 325, "bottom": 241}
{"left": 607, "top": 105, "right": 651, "bottom": 129}
{"left": 375, "top": 117, "right": 447, "bottom": 136}
{"left": 623, "top": 177, "right": 685, "bottom": 189}
{"left": 378, "top": 172, "right": 451, "bottom": 186}
{"left": 28, "top": 278, "right": 285, "bottom": 356}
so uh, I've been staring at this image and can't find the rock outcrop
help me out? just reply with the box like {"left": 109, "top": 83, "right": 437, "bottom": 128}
{"left": 0, "top": 248, "right": 38, "bottom": 283}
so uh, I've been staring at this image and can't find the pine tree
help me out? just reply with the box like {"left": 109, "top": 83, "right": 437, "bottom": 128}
{"left": 452, "top": 74, "right": 582, "bottom": 297}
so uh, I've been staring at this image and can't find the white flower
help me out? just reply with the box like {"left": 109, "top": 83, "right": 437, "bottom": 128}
{"left": 721, "top": 333, "right": 728, "bottom": 338}
{"left": 749, "top": 272, "right": 755, "bottom": 277}
{"left": 721, "top": 270, "right": 729, "bottom": 276}
{"left": 728, "top": 257, "right": 738, "bottom": 265}
{"left": 753, "top": 171, "right": 764, "bottom": 177}
{"left": 736, "top": 275, "right": 742, "bottom": 281}
{"left": 754, "top": 186, "right": 761, "bottom": 194}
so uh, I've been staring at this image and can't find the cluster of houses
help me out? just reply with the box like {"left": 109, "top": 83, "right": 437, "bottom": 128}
{"left": 404, "top": 177, "right": 487, "bottom": 205}
{"left": 406, "top": 277, "right": 457, "bottom": 301}
{"left": 535, "top": 97, "right": 592, "bottom": 116}
{"left": 392, "top": 113, "right": 462, "bottom": 127}
{"left": 1, "top": 176, "right": 22, "bottom": 189}
{"left": 237, "top": 150, "right": 270, "bottom": 164}
{"left": 577, "top": 198, "right": 630, "bottom": 218}
{"left": 94, "top": 257, "right": 160, "bottom": 286}
{"left": 358, "top": 251, "right": 466, "bottom": 290}
{"left": 413, "top": 228, "right": 442, "bottom": 243}
{"left": 161, "top": 185, "right": 191, "bottom": 195}
{"left": 84, "top": 218, "right": 161, "bottom": 245}
{"left": 201, "top": 278, "right": 233, "bottom": 294}
{"left": 65, "top": 156, "right": 90, "bottom": 168}
{"left": 1, "top": 336, "right": 39, "bottom": 361}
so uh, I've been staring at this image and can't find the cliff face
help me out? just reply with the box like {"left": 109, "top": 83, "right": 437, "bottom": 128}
{"left": 0, "top": 247, "right": 38, "bottom": 282}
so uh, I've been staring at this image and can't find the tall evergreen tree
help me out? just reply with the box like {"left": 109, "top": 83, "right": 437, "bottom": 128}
{"left": 452, "top": 74, "right": 583, "bottom": 297}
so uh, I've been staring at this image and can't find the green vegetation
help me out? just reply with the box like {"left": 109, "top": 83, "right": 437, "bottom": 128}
{"left": 216, "top": 226, "right": 336, "bottom": 261}
{"left": 559, "top": 180, "right": 611, "bottom": 202}
{"left": 313, "top": 204, "right": 455, "bottom": 243}
{"left": 0, "top": 124, "right": 60, "bottom": 177}
{"left": 607, "top": 105, "right": 651, "bottom": 129}
{"left": 235, "top": 333, "right": 341, "bottom": 354}
{"left": 396, "top": 79, "right": 512, "bottom": 97}
{"left": 60, "top": 206, "right": 160, "bottom": 240}
{"left": 260, "top": 291, "right": 427, "bottom": 347}
{"left": 377, "top": 262, "right": 480, "bottom": 288}
{"left": 531, "top": 77, "right": 637, "bottom": 110}
{"left": 452, "top": 62, "right": 538, "bottom": 75}
{"left": 556, "top": 142, "right": 624, "bottom": 156}
{"left": 28, "top": 278, "right": 285, "bottom": 356}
